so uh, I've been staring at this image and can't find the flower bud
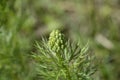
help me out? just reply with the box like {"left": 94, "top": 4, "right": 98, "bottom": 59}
{"left": 48, "top": 30, "right": 66, "bottom": 53}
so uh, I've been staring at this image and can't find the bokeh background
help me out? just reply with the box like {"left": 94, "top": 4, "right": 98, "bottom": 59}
{"left": 0, "top": 0, "right": 120, "bottom": 80}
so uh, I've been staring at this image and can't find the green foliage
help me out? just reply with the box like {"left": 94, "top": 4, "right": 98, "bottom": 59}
{"left": 33, "top": 30, "right": 96, "bottom": 80}
{"left": 0, "top": 28, "right": 33, "bottom": 80}
{"left": 0, "top": 0, "right": 35, "bottom": 80}
{"left": 0, "top": 0, "right": 120, "bottom": 80}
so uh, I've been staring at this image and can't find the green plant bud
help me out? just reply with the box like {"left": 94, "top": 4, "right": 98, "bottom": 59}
{"left": 48, "top": 30, "right": 66, "bottom": 52}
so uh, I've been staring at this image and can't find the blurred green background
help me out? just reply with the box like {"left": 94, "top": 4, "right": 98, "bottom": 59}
{"left": 0, "top": 0, "right": 120, "bottom": 80}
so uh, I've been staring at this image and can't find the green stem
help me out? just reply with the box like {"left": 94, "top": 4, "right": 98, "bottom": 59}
{"left": 62, "top": 64, "right": 72, "bottom": 80}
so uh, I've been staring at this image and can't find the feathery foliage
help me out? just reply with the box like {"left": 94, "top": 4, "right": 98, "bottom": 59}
{"left": 33, "top": 30, "right": 96, "bottom": 80}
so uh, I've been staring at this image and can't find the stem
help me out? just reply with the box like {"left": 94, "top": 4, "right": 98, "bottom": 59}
{"left": 62, "top": 64, "right": 72, "bottom": 80}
